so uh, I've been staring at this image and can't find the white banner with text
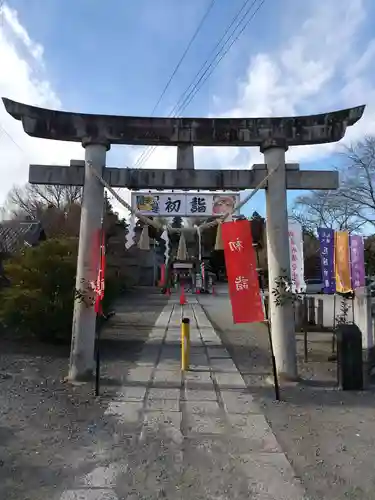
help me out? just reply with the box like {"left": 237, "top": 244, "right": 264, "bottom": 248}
{"left": 132, "top": 192, "right": 240, "bottom": 217}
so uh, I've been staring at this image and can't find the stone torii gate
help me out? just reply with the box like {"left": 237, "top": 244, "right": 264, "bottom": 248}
{"left": 2, "top": 98, "right": 364, "bottom": 382}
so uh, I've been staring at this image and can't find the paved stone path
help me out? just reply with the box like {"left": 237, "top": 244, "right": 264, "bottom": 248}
{"left": 59, "top": 298, "right": 308, "bottom": 499}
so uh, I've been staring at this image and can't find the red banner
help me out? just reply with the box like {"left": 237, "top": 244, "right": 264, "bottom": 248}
{"left": 159, "top": 264, "right": 166, "bottom": 287}
{"left": 222, "top": 220, "right": 264, "bottom": 324}
{"left": 94, "top": 230, "right": 106, "bottom": 315}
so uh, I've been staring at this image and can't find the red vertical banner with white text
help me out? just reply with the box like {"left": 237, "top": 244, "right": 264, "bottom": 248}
{"left": 222, "top": 219, "right": 264, "bottom": 324}
{"left": 160, "top": 264, "right": 166, "bottom": 287}
{"left": 94, "top": 230, "right": 106, "bottom": 315}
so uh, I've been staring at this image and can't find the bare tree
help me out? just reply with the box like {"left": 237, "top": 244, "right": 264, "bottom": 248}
{"left": 339, "top": 136, "right": 375, "bottom": 228}
{"left": 292, "top": 136, "right": 375, "bottom": 233}
{"left": 291, "top": 190, "right": 365, "bottom": 234}
{"left": 4, "top": 183, "right": 82, "bottom": 219}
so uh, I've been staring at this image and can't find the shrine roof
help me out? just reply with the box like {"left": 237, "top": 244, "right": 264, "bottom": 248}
{"left": 2, "top": 98, "right": 365, "bottom": 147}
{"left": 0, "top": 220, "right": 45, "bottom": 254}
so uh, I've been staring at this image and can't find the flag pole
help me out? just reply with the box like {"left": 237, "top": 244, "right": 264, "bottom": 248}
{"left": 95, "top": 194, "right": 107, "bottom": 397}
{"left": 254, "top": 242, "right": 280, "bottom": 401}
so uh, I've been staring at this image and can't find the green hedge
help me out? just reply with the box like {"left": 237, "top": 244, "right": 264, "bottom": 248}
{"left": 0, "top": 238, "right": 121, "bottom": 343}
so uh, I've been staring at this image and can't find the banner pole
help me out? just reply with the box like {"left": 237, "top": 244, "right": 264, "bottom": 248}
{"left": 94, "top": 194, "right": 107, "bottom": 397}
{"left": 301, "top": 292, "right": 308, "bottom": 363}
{"left": 332, "top": 293, "right": 337, "bottom": 353}
{"left": 95, "top": 319, "right": 101, "bottom": 397}
{"left": 254, "top": 243, "right": 280, "bottom": 401}
{"left": 351, "top": 292, "right": 355, "bottom": 324}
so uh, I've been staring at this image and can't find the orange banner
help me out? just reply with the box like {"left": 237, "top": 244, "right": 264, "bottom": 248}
{"left": 334, "top": 231, "right": 352, "bottom": 293}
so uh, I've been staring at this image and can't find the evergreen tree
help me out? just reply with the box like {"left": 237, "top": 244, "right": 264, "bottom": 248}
{"left": 171, "top": 216, "right": 183, "bottom": 228}
{"left": 170, "top": 217, "right": 183, "bottom": 247}
{"left": 250, "top": 211, "right": 265, "bottom": 248}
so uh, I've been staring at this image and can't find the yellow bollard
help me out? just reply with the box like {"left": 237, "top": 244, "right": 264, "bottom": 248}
{"left": 181, "top": 317, "right": 190, "bottom": 371}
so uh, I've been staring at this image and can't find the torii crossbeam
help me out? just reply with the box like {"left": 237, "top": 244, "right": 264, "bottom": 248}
{"left": 28, "top": 160, "right": 338, "bottom": 191}
{"left": 2, "top": 97, "right": 365, "bottom": 382}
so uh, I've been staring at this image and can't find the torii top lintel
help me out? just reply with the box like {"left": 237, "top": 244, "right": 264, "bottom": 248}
{"left": 2, "top": 98, "right": 365, "bottom": 147}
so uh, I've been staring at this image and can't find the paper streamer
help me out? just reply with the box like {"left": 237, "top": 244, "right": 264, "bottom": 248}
{"left": 125, "top": 215, "right": 136, "bottom": 249}
{"left": 161, "top": 229, "right": 170, "bottom": 263}
{"left": 196, "top": 225, "right": 202, "bottom": 261}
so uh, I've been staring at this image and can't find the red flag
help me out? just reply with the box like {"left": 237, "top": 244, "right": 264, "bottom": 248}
{"left": 159, "top": 264, "right": 166, "bottom": 287}
{"left": 222, "top": 220, "right": 264, "bottom": 324}
{"left": 94, "top": 230, "right": 106, "bottom": 315}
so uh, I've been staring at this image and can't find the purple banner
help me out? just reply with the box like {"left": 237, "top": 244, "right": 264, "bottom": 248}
{"left": 317, "top": 228, "right": 335, "bottom": 294}
{"left": 350, "top": 235, "right": 365, "bottom": 289}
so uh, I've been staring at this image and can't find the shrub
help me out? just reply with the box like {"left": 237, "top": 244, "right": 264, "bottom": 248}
{"left": 0, "top": 238, "right": 78, "bottom": 342}
{"left": 0, "top": 236, "right": 125, "bottom": 342}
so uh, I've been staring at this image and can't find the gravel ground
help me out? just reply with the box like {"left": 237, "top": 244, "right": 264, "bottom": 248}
{"left": 0, "top": 289, "right": 168, "bottom": 500}
{"left": 199, "top": 292, "right": 375, "bottom": 500}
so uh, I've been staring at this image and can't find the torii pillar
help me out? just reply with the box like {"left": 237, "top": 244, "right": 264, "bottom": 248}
{"left": 261, "top": 138, "right": 297, "bottom": 379}
{"left": 70, "top": 142, "right": 109, "bottom": 380}
{"left": 1, "top": 97, "right": 365, "bottom": 381}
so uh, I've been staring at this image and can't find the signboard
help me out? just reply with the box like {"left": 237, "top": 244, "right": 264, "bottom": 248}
{"left": 132, "top": 192, "right": 240, "bottom": 217}
{"left": 173, "top": 262, "right": 193, "bottom": 269}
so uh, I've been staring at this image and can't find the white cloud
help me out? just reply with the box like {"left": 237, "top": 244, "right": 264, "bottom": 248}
{"left": 2, "top": 4, "right": 44, "bottom": 62}
{"left": 0, "top": 3, "right": 83, "bottom": 213}
{"left": 224, "top": 0, "right": 375, "bottom": 164}
{"left": 134, "top": 0, "right": 375, "bottom": 173}
{"left": 347, "top": 39, "right": 375, "bottom": 79}
{"left": 0, "top": 3, "right": 129, "bottom": 219}
{"left": 1, "top": 0, "right": 375, "bottom": 219}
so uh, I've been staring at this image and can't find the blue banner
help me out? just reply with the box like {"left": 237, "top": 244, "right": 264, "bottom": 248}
{"left": 317, "top": 228, "right": 335, "bottom": 294}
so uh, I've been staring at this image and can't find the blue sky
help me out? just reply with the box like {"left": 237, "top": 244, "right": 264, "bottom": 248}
{"left": 0, "top": 0, "right": 375, "bottom": 219}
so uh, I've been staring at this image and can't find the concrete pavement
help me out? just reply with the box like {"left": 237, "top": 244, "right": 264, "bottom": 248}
{"left": 58, "top": 297, "right": 308, "bottom": 500}
{"left": 200, "top": 287, "right": 375, "bottom": 499}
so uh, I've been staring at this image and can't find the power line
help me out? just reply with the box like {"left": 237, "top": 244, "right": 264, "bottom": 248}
{"left": 134, "top": 0, "right": 265, "bottom": 169}
{"left": 169, "top": 0, "right": 260, "bottom": 118}
{"left": 133, "top": 0, "right": 254, "bottom": 169}
{"left": 131, "top": 0, "right": 216, "bottom": 170}
{"left": 133, "top": 0, "right": 256, "bottom": 168}
{"left": 176, "top": 0, "right": 266, "bottom": 115}
{"left": 149, "top": 0, "right": 217, "bottom": 118}
{"left": 0, "top": 123, "right": 27, "bottom": 155}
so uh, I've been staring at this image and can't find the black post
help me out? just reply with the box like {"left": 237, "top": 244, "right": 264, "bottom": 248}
{"left": 255, "top": 245, "right": 280, "bottom": 401}
{"left": 300, "top": 294, "right": 308, "bottom": 362}
{"left": 351, "top": 292, "right": 355, "bottom": 324}
{"left": 331, "top": 293, "right": 337, "bottom": 354}
{"left": 95, "top": 315, "right": 101, "bottom": 397}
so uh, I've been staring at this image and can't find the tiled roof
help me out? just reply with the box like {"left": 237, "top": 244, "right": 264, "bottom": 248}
{"left": 0, "top": 221, "right": 43, "bottom": 254}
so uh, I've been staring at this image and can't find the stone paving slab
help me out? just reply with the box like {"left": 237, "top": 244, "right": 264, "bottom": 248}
{"left": 60, "top": 490, "right": 118, "bottom": 500}
{"left": 148, "top": 387, "right": 180, "bottom": 400}
{"left": 220, "top": 388, "right": 261, "bottom": 414}
{"left": 58, "top": 299, "right": 308, "bottom": 500}
{"left": 238, "top": 453, "right": 308, "bottom": 500}
{"left": 146, "top": 397, "right": 180, "bottom": 411}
